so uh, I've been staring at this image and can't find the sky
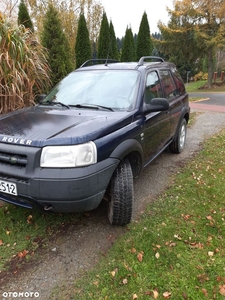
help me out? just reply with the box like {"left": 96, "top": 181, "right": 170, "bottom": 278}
{"left": 100, "top": 0, "right": 174, "bottom": 38}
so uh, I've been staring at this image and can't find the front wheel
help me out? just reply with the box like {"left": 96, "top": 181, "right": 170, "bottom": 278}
{"left": 108, "top": 159, "right": 134, "bottom": 226}
{"left": 169, "top": 118, "right": 187, "bottom": 153}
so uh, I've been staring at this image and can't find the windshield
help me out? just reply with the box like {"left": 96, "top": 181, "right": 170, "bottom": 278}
{"left": 43, "top": 70, "right": 140, "bottom": 111}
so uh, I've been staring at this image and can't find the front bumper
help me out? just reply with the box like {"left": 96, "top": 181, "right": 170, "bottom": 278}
{"left": 0, "top": 149, "right": 119, "bottom": 213}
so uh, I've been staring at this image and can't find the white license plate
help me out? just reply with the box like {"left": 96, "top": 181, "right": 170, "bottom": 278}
{"left": 0, "top": 180, "right": 17, "bottom": 196}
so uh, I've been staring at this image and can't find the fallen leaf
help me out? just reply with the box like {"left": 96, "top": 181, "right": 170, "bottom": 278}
{"left": 122, "top": 278, "right": 128, "bottom": 284}
{"left": 207, "top": 236, "right": 213, "bottom": 242}
{"left": 219, "top": 284, "right": 225, "bottom": 296}
{"left": 132, "top": 294, "right": 138, "bottom": 299}
{"left": 145, "top": 291, "right": 152, "bottom": 296}
{"left": 93, "top": 281, "right": 98, "bottom": 286}
{"left": 217, "top": 276, "right": 225, "bottom": 283}
{"left": 137, "top": 252, "right": 144, "bottom": 262}
{"left": 110, "top": 268, "right": 118, "bottom": 277}
{"left": 0, "top": 240, "right": 3, "bottom": 246}
{"left": 131, "top": 247, "right": 136, "bottom": 254}
{"left": 18, "top": 252, "right": 23, "bottom": 258}
{"left": 111, "top": 271, "right": 116, "bottom": 277}
{"left": 202, "top": 288, "right": 208, "bottom": 296}
{"left": 196, "top": 265, "right": 204, "bottom": 270}
{"left": 197, "top": 274, "right": 209, "bottom": 283}
{"left": 145, "top": 290, "right": 159, "bottom": 298}
{"left": 153, "top": 290, "right": 159, "bottom": 299}
{"left": 190, "top": 242, "right": 204, "bottom": 249}
{"left": 174, "top": 234, "right": 182, "bottom": 240}
{"left": 206, "top": 215, "right": 215, "bottom": 226}
{"left": 163, "top": 291, "right": 172, "bottom": 298}
{"left": 17, "top": 250, "right": 29, "bottom": 258}
{"left": 27, "top": 215, "right": 33, "bottom": 224}
{"left": 208, "top": 251, "right": 214, "bottom": 257}
{"left": 182, "top": 214, "right": 191, "bottom": 220}
{"left": 155, "top": 252, "right": 160, "bottom": 259}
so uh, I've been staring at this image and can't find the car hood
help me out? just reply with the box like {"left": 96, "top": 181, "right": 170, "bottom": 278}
{"left": 0, "top": 106, "right": 133, "bottom": 147}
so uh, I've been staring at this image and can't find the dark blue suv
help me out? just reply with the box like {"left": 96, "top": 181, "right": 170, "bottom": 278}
{"left": 0, "top": 57, "right": 190, "bottom": 225}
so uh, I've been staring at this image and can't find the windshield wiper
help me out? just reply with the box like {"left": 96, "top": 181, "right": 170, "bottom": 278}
{"left": 95, "top": 104, "right": 114, "bottom": 112}
{"left": 41, "top": 100, "right": 70, "bottom": 109}
{"left": 71, "top": 104, "right": 114, "bottom": 112}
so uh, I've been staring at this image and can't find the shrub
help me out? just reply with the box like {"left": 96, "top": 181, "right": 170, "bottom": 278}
{"left": 193, "top": 71, "right": 208, "bottom": 81}
{"left": 0, "top": 14, "right": 51, "bottom": 114}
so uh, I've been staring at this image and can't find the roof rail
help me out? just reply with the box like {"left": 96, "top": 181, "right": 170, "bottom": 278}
{"left": 138, "top": 56, "right": 164, "bottom": 66}
{"left": 80, "top": 58, "right": 119, "bottom": 68}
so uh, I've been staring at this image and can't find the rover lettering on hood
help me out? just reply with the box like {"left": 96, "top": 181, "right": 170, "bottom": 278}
{"left": 1, "top": 136, "right": 33, "bottom": 145}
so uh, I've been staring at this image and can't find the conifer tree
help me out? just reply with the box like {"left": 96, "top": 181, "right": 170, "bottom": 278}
{"left": 136, "top": 12, "right": 153, "bottom": 59}
{"left": 109, "top": 21, "right": 119, "bottom": 60}
{"left": 98, "top": 12, "right": 110, "bottom": 58}
{"left": 121, "top": 27, "right": 135, "bottom": 62}
{"left": 18, "top": 0, "right": 34, "bottom": 32}
{"left": 75, "top": 14, "right": 92, "bottom": 68}
{"left": 158, "top": 0, "right": 225, "bottom": 88}
{"left": 41, "top": 4, "right": 73, "bottom": 87}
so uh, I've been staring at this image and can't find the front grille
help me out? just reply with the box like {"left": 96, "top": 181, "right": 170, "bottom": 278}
{"left": 0, "top": 143, "right": 40, "bottom": 180}
{"left": 0, "top": 151, "right": 27, "bottom": 168}
{"left": 0, "top": 173, "right": 28, "bottom": 184}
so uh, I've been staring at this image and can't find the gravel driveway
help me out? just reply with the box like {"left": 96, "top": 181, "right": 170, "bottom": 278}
{"left": 1, "top": 105, "right": 225, "bottom": 300}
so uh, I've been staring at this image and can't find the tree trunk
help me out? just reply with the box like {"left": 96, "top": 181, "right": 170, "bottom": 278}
{"left": 207, "top": 48, "right": 213, "bottom": 88}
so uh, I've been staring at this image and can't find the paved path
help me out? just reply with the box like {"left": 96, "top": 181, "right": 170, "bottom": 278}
{"left": 190, "top": 102, "right": 225, "bottom": 113}
{"left": 189, "top": 91, "right": 225, "bottom": 113}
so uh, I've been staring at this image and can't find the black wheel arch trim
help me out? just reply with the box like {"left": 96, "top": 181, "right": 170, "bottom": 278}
{"left": 110, "top": 139, "right": 144, "bottom": 177}
{"left": 110, "top": 139, "right": 143, "bottom": 160}
{"left": 174, "top": 106, "right": 190, "bottom": 138}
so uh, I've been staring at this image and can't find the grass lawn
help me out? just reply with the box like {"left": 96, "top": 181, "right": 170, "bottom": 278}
{"left": 185, "top": 81, "right": 207, "bottom": 92}
{"left": 50, "top": 128, "right": 225, "bottom": 300}
{"left": 186, "top": 80, "right": 225, "bottom": 93}
{"left": 0, "top": 206, "right": 82, "bottom": 272}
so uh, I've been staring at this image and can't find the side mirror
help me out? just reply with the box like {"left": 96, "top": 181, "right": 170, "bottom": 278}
{"left": 144, "top": 98, "right": 169, "bottom": 113}
{"left": 35, "top": 94, "right": 46, "bottom": 103}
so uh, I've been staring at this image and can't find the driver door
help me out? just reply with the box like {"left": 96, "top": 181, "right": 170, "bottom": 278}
{"left": 143, "top": 70, "right": 171, "bottom": 166}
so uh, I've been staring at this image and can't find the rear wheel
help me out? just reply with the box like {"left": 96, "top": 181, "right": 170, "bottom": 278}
{"left": 169, "top": 118, "right": 187, "bottom": 153}
{"left": 108, "top": 159, "right": 134, "bottom": 226}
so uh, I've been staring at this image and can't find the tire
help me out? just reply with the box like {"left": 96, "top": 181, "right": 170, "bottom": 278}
{"left": 169, "top": 118, "right": 187, "bottom": 154}
{"left": 108, "top": 159, "right": 134, "bottom": 226}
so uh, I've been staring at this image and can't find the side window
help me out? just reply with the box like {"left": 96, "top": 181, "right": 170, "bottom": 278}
{"left": 145, "top": 71, "right": 163, "bottom": 104}
{"left": 172, "top": 68, "right": 186, "bottom": 95}
{"left": 159, "top": 70, "right": 178, "bottom": 100}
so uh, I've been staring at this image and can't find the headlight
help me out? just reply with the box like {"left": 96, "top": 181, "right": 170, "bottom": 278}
{"left": 40, "top": 142, "right": 97, "bottom": 167}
